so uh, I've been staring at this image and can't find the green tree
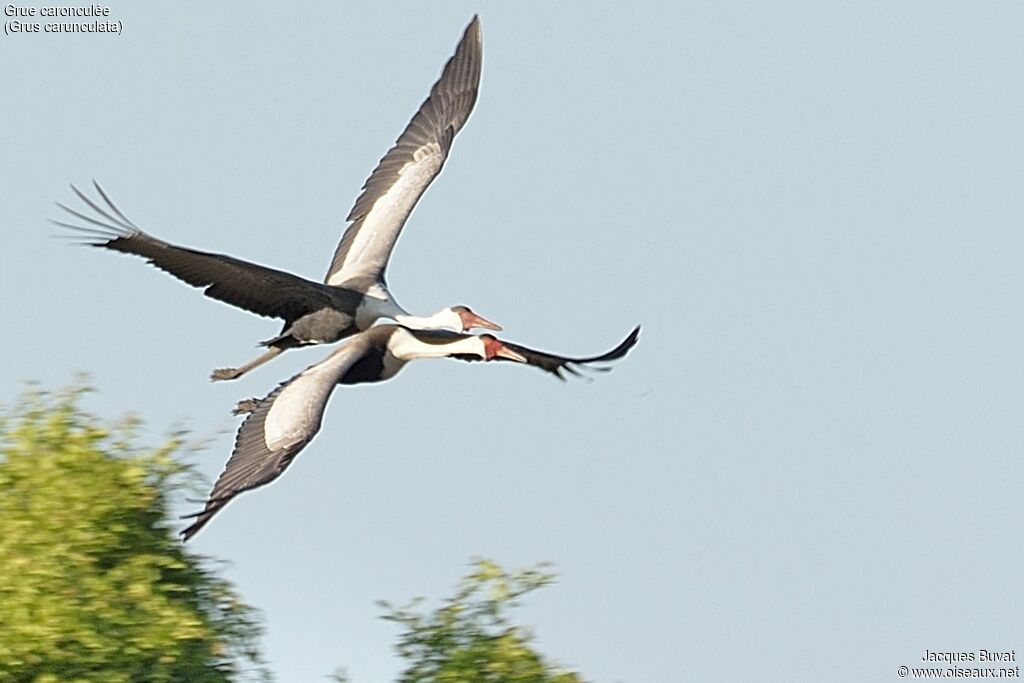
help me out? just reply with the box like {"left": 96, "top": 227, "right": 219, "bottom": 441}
{"left": 0, "top": 385, "right": 269, "bottom": 683}
{"left": 378, "top": 559, "right": 585, "bottom": 683}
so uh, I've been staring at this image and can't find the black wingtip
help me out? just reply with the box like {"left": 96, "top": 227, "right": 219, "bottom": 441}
{"left": 554, "top": 325, "right": 640, "bottom": 380}
{"left": 179, "top": 520, "right": 203, "bottom": 542}
{"left": 55, "top": 182, "right": 137, "bottom": 237}
{"left": 587, "top": 325, "right": 641, "bottom": 364}
{"left": 91, "top": 180, "right": 136, "bottom": 228}
{"left": 179, "top": 507, "right": 216, "bottom": 542}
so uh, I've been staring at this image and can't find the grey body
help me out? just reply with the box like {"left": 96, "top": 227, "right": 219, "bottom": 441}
{"left": 265, "top": 304, "right": 361, "bottom": 348}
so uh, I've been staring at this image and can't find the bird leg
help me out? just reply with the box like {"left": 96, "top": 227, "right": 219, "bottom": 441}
{"left": 210, "top": 346, "right": 284, "bottom": 382}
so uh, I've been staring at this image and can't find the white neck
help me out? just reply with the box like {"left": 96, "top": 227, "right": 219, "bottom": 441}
{"left": 387, "top": 328, "right": 485, "bottom": 361}
{"left": 355, "top": 291, "right": 407, "bottom": 329}
{"left": 394, "top": 308, "right": 463, "bottom": 332}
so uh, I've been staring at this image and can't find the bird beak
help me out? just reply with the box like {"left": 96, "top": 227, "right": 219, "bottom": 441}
{"left": 494, "top": 345, "right": 527, "bottom": 363}
{"left": 461, "top": 310, "right": 502, "bottom": 332}
{"left": 481, "top": 335, "right": 526, "bottom": 362}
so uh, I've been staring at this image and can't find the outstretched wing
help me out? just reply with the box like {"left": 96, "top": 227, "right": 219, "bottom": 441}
{"left": 325, "top": 16, "right": 483, "bottom": 288}
{"left": 180, "top": 331, "right": 381, "bottom": 540}
{"left": 495, "top": 326, "right": 642, "bottom": 380}
{"left": 54, "top": 182, "right": 337, "bottom": 322}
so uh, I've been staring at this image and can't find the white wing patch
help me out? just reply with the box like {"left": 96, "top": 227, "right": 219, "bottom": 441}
{"left": 262, "top": 352, "right": 351, "bottom": 451}
{"left": 327, "top": 143, "right": 444, "bottom": 286}
{"left": 263, "top": 378, "right": 321, "bottom": 452}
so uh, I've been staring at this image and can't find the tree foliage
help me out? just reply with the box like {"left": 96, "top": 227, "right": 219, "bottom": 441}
{"left": 0, "top": 385, "right": 593, "bottom": 682}
{"left": 379, "top": 559, "right": 585, "bottom": 683}
{"left": 0, "top": 385, "right": 269, "bottom": 683}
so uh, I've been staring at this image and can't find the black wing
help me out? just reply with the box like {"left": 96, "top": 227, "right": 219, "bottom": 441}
{"left": 486, "top": 326, "right": 641, "bottom": 380}
{"left": 55, "top": 182, "right": 338, "bottom": 323}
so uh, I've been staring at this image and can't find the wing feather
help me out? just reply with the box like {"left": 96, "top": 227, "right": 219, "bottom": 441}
{"left": 180, "top": 332, "right": 381, "bottom": 540}
{"left": 56, "top": 183, "right": 338, "bottom": 322}
{"left": 497, "top": 326, "right": 642, "bottom": 380}
{"left": 325, "top": 16, "right": 482, "bottom": 286}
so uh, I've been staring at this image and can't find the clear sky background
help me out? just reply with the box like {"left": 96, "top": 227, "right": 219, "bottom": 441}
{"left": 3, "top": 2, "right": 1023, "bottom": 681}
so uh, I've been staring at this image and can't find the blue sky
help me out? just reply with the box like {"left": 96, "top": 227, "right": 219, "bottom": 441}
{"left": 3, "top": 3, "right": 1023, "bottom": 681}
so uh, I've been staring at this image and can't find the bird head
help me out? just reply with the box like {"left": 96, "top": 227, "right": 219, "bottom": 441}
{"left": 449, "top": 305, "right": 501, "bottom": 332}
{"left": 480, "top": 334, "right": 527, "bottom": 362}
